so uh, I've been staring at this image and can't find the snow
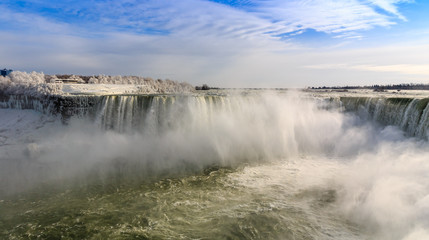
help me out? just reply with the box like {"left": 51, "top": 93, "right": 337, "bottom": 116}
{"left": 0, "top": 71, "right": 63, "bottom": 97}
{"left": 304, "top": 89, "right": 429, "bottom": 99}
{"left": 0, "top": 71, "right": 194, "bottom": 97}
{"left": 0, "top": 109, "right": 60, "bottom": 159}
{"left": 61, "top": 84, "right": 141, "bottom": 95}
{"left": 0, "top": 108, "right": 63, "bottom": 196}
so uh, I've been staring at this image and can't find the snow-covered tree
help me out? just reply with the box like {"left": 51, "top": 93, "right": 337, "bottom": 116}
{"left": 0, "top": 71, "right": 194, "bottom": 96}
{"left": 0, "top": 71, "right": 64, "bottom": 97}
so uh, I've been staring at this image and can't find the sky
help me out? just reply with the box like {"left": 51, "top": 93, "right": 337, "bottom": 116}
{"left": 1, "top": 0, "right": 429, "bottom": 87}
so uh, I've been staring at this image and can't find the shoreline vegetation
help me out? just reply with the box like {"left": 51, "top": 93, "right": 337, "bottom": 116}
{"left": 0, "top": 71, "right": 194, "bottom": 96}
{"left": 309, "top": 83, "right": 429, "bottom": 91}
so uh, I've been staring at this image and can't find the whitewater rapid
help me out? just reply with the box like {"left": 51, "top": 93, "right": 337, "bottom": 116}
{"left": 0, "top": 90, "right": 429, "bottom": 239}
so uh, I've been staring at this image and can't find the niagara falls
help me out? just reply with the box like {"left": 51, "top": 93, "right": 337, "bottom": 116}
{"left": 2, "top": 0, "right": 429, "bottom": 239}
{"left": 1, "top": 71, "right": 428, "bottom": 239}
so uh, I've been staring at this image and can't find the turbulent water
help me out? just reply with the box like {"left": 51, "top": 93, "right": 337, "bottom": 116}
{"left": 1, "top": 90, "right": 429, "bottom": 239}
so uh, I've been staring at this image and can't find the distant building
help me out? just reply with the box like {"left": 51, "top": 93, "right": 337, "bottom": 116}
{"left": 1, "top": 69, "right": 13, "bottom": 77}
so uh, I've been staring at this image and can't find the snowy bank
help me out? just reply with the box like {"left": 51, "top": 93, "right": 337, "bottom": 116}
{"left": 0, "top": 71, "right": 194, "bottom": 97}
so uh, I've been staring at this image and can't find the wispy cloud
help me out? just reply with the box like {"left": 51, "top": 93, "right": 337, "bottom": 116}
{"left": 368, "top": 0, "right": 413, "bottom": 21}
{"left": 0, "top": 5, "right": 72, "bottom": 34}
{"left": 247, "top": 0, "right": 396, "bottom": 35}
{"left": 0, "top": 0, "right": 410, "bottom": 41}
{"left": 90, "top": 0, "right": 410, "bottom": 41}
{"left": 0, "top": 0, "right": 423, "bottom": 87}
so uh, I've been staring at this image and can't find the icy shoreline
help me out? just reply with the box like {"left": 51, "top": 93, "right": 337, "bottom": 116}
{"left": 304, "top": 88, "right": 429, "bottom": 99}
{"left": 0, "top": 71, "right": 194, "bottom": 97}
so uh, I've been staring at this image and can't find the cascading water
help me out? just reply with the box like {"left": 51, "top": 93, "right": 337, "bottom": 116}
{"left": 2, "top": 92, "right": 428, "bottom": 139}
{"left": 1, "top": 90, "right": 429, "bottom": 240}
{"left": 340, "top": 97, "right": 429, "bottom": 139}
{"left": 0, "top": 94, "right": 54, "bottom": 114}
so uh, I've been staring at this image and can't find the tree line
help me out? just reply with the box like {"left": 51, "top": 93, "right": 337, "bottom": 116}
{"left": 310, "top": 83, "right": 429, "bottom": 91}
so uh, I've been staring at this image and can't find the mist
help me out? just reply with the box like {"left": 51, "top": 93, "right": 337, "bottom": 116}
{"left": 1, "top": 91, "right": 428, "bottom": 239}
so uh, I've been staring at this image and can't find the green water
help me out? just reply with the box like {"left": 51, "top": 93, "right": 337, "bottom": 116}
{"left": 0, "top": 161, "right": 364, "bottom": 240}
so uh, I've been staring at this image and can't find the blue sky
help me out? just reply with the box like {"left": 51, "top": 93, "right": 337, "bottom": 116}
{"left": 1, "top": 0, "right": 428, "bottom": 87}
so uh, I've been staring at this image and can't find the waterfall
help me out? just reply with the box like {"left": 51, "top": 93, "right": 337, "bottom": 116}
{"left": 92, "top": 95, "right": 247, "bottom": 134}
{"left": 2, "top": 91, "right": 429, "bottom": 240}
{"left": 92, "top": 95, "right": 429, "bottom": 139}
{"left": 340, "top": 97, "right": 429, "bottom": 139}
{"left": 0, "top": 94, "right": 54, "bottom": 114}
{"left": 1, "top": 92, "right": 428, "bottom": 139}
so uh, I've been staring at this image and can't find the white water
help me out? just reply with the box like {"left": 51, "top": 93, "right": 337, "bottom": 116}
{"left": 340, "top": 97, "right": 429, "bottom": 139}
{"left": 1, "top": 90, "right": 429, "bottom": 239}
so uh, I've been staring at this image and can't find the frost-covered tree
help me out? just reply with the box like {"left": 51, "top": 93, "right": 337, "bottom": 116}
{"left": 0, "top": 71, "right": 64, "bottom": 97}
{"left": 88, "top": 77, "right": 99, "bottom": 84}
{"left": 0, "top": 71, "right": 194, "bottom": 96}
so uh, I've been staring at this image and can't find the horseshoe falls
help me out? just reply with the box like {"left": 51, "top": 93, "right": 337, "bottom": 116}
{"left": 1, "top": 90, "right": 429, "bottom": 240}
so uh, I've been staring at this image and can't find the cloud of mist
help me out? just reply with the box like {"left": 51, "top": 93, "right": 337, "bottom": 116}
{"left": 1, "top": 91, "right": 429, "bottom": 240}
{"left": 0, "top": 91, "right": 346, "bottom": 194}
{"left": 331, "top": 136, "right": 429, "bottom": 240}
